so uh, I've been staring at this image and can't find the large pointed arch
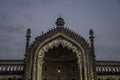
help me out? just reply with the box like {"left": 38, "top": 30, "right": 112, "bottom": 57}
{"left": 31, "top": 31, "right": 91, "bottom": 80}
{"left": 36, "top": 35, "right": 83, "bottom": 80}
{"left": 33, "top": 33, "right": 83, "bottom": 80}
{"left": 24, "top": 26, "right": 95, "bottom": 80}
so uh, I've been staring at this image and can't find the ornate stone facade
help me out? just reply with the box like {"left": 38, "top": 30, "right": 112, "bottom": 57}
{"left": 0, "top": 17, "right": 120, "bottom": 80}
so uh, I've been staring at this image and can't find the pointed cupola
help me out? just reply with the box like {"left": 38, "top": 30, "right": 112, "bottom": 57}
{"left": 55, "top": 16, "right": 65, "bottom": 27}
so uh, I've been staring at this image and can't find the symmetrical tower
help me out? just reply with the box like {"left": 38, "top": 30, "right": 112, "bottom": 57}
{"left": 24, "top": 28, "right": 31, "bottom": 80}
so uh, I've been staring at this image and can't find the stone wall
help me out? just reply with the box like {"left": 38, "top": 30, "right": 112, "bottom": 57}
{"left": 97, "top": 75, "right": 120, "bottom": 80}
{"left": 0, "top": 75, "right": 23, "bottom": 80}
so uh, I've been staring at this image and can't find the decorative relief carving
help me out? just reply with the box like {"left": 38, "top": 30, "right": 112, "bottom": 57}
{"left": 38, "top": 38, "right": 81, "bottom": 57}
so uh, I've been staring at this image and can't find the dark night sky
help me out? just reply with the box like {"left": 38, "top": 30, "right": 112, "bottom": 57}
{"left": 0, "top": 0, "right": 120, "bottom": 61}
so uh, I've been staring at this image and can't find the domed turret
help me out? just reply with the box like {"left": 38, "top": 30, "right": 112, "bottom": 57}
{"left": 25, "top": 28, "right": 31, "bottom": 53}
{"left": 55, "top": 17, "right": 65, "bottom": 27}
{"left": 26, "top": 28, "right": 31, "bottom": 37}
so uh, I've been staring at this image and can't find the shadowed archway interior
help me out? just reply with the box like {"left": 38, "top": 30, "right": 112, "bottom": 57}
{"left": 42, "top": 44, "right": 80, "bottom": 80}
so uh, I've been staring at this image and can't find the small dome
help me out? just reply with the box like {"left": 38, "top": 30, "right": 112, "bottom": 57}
{"left": 55, "top": 17, "right": 65, "bottom": 26}
{"left": 26, "top": 28, "right": 31, "bottom": 37}
{"left": 89, "top": 29, "right": 94, "bottom": 36}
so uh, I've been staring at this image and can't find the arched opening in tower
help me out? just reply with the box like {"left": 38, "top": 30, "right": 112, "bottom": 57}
{"left": 42, "top": 44, "right": 80, "bottom": 80}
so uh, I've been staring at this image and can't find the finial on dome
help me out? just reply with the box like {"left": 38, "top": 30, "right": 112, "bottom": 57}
{"left": 89, "top": 29, "right": 94, "bottom": 45}
{"left": 55, "top": 16, "right": 65, "bottom": 27}
{"left": 26, "top": 28, "right": 31, "bottom": 37}
{"left": 89, "top": 29, "right": 94, "bottom": 36}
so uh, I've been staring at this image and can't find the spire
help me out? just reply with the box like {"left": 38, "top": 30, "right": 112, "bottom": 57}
{"left": 24, "top": 28, "right": 31, "bottom": 80}
{"left": 55, "top": 16, "right": 65, "bottom": 27}
{"left": 89, "top": 29, "right": 96, "bottom": 80}
{"left": 26, "top": 28, "right": 31, "bottom": 37}
{"left": 89, "top": 29, "right": 95, "bottom": 53}
{"left": 89, "top": 29, "right": 94, "bottom": 36}
{"left": 25, "top": 28, "right": 31, "bottom": 53}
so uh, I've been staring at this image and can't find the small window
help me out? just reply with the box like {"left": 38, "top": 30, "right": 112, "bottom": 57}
{"left": 0, "top": 66, "right": 2, "bottom": 71}
{"left": 57, "top": 67, "right": 61, "bottom": 73}
{"left": 21, "top": 66, "right": 23, "bottom": 70}
{"left": 11, "top": 66, "right": 14, "bottom": 71}
{"left": 7, "top": 67, "right": 10, "bottom": 71}
{"left": 18, "top": 66, "right": 21, "bottom": 71}
{"left": 14, "top": 66, "right": 17, "bottom": 71}
{"left": 2, "top": 66, "right": 5, "bottom": 71}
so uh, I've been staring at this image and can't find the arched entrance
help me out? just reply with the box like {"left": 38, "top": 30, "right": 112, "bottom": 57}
{"left": 35, "top": 38, "right": 83, "bottom": 80}
{"left": 24, "top": 17, "right": 96, "bottom": 80}
{"left": 42, "top": 44, "right": 80, "bottom": 80}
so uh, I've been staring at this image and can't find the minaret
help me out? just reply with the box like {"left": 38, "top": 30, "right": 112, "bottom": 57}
{"left": 55, "top": 16, "right": 65, "bottom": 27}
{"left": 24, "top": 28, "right": 31, "bottom": 80}
{"left": 89, "top": 29, "right": 95, "bottom": 54}
{"left": 89, "top": 29, "right": 96, "bottom": 80}
{"left": 25, "top": 28, "right": 31, "bottom": 54}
